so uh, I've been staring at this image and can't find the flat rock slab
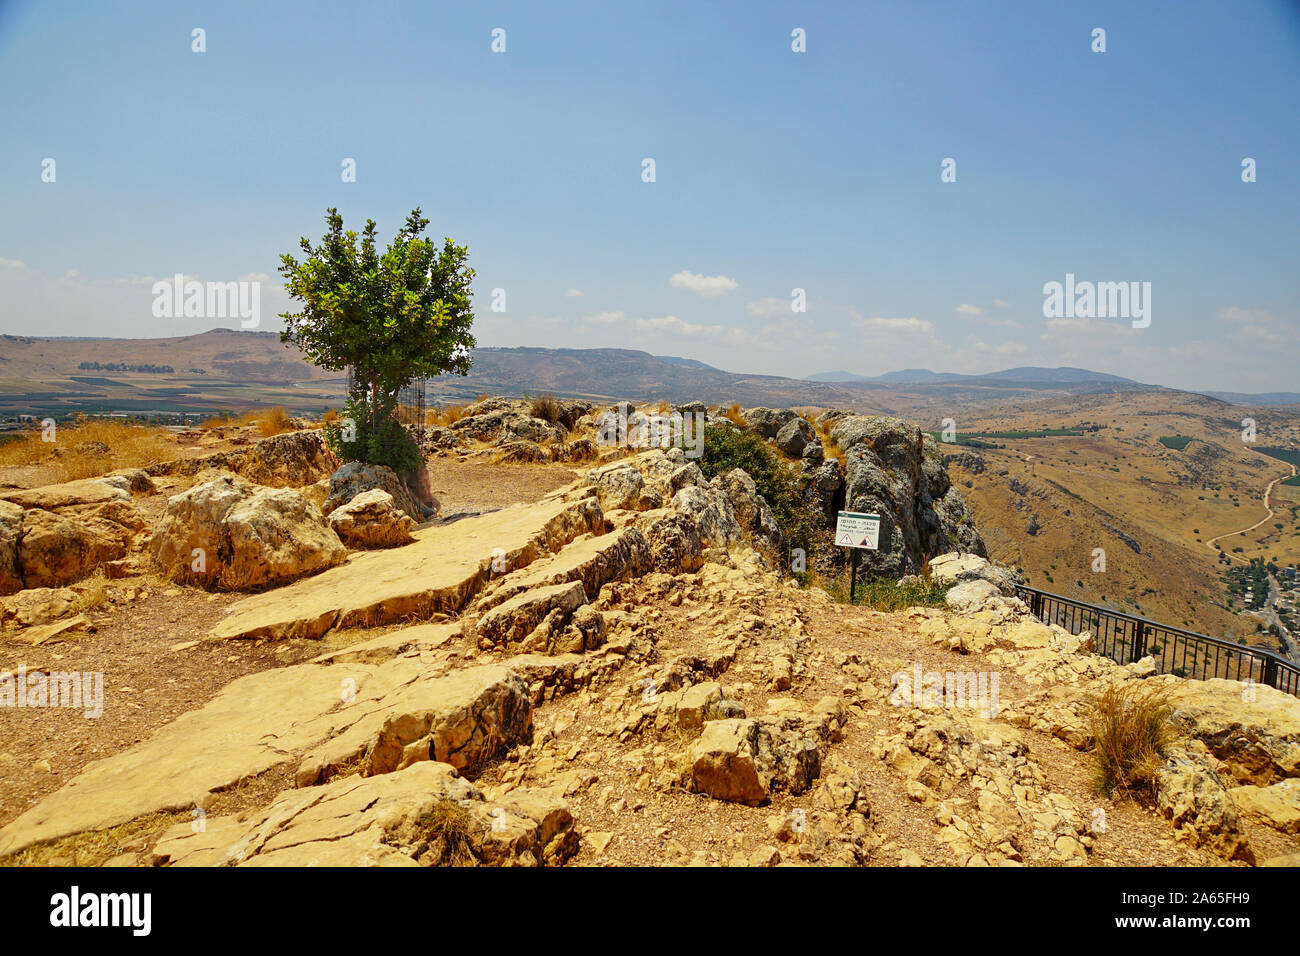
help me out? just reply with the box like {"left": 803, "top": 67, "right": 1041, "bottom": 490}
{"left": 210, "top": 497, "right": 602, "bottom": 640}
{"left": 309, "top": 622, "right": 459, "bottom": 665}
{"left": 0, "top": 661, "right": 372, "bottom": 856}
{"left": 0, "top": 655, "right": 535, "bottom": 858}
{"left": 151, "top": 760, "right": 576, "bottom": 867}
{"left": 0, "top": 479, "right": 129, "bottom": 510}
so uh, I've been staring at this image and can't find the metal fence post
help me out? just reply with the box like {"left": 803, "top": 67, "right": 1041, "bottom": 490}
{"left": 1132, "top": 621, "right": 1148, "bottom": 663}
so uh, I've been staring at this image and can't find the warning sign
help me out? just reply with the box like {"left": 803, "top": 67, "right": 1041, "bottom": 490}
{"left": 834, "top": 511, "right": 880, "bottom": 550}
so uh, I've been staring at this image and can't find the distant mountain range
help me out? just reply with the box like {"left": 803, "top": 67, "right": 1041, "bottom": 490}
{"left": 0, "top": 331, "right": 1293, "bottom": 416}
{"left": 807, "top": 366, "right": 1139, "bottom": 386}
{"left": 808, "top": 366, "right": 1297, "bottom": 405}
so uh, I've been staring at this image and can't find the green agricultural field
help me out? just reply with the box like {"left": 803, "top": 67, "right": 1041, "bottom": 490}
{"left": 928, "top": 427, "right": 1085, "bottom": 446}
{"left": 1259, "top": 447, "right": 1300, "bottom": 468}
{"left": 1158, "top": 435, "right": 1194, "bottom": 450}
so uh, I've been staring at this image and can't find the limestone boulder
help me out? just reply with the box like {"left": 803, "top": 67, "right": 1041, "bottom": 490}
{"left": 689, "top": 717, "right": 822, "bottom": 805}
{"left": 238, "top": 429, "right": 337, "bottom": 488}
{"left": 323, "top": 461, "right": 432, "bottom": 522}
{"left": 928, "top": 552, "right": 1021, "bottom": 594}
{"left": 1228, "top": 779, "right": 1300, "bottom": 833}
{"left": 800, "top": 459, "right": 843, "bottom": 522}
{"left": 18, "top": 499, "right": 147, "bottom": 589}
{"left": 0, "top": 500, "right": 23, "bottom": 595}
{"left": 712, "top": 468, "right": 778, "bottom": 542}
{"left": 151, "top": 476, "right": 347, "bottom": 591}
{"left": 742, "top": 407, "right": 797, "bottom": 439}
{"left": 671, "top": 485, "right": 742, "bottom": 550}
{"left": 945, "top": 578, "right": 1001, "bottom": 613}
{"left": 590, "top": 463, "right": 660, "bottom": 512}
{"left": 328, "top": 489, "right": 415, "bottom": 549}
{"left": 0, "top": 586, "right": 80, "bottom": 628}
{"left": 643, "top": 511, "right": 704, "bottom": 573}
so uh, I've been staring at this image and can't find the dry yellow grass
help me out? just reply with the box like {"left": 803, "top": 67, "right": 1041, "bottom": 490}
{"left": 200, "top": 407, "right": 292, "bottom": 436}
{"left": 0, "top": 417, "right": 178, "bottom": 481}
{"left": 254, "top": 406, "right": 292, "bottom": 437}
{"left": 1089, "top": 684, "right": 1180, "bottom": 800}
{"left": 428, "top": 403, "right": 469, "bottom": 427}
{"left": 723, "top": 403, "right": 746, "bottom": 427}
{"left": 0, "top": 810, "right": 186, "bottom": 867}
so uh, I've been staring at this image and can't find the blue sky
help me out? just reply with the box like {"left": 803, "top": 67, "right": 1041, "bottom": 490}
{"left": 1, "top": 0, "right": 1297, "bottom": 391}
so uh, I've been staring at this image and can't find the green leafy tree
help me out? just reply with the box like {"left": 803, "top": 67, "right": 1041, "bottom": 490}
{"left": 279, "top": 207, "right": 475, "bottom": 475}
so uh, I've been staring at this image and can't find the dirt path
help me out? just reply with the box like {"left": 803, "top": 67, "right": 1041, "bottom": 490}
{"left": 1204, "top": 462, "right": 1297, "bottom": 563}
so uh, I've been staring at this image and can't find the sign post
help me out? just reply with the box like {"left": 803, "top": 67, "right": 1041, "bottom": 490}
{"left": 834, "top": 511, "right": 881, "bottom": 603}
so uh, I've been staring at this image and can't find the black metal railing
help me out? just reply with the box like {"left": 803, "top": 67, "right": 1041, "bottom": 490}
{"left": 1014, "top": 584, "right": 1300, "bottom": 698}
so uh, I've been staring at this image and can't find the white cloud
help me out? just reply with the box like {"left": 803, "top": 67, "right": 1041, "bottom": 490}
{"left": 745, "top": 297, "right": 795, "bottom": 319}
{"left": 854, "top": 316, "right": 935, "bottom": 334}
{"left": 1217, "top": 306, "right": 1269, "bottom": 324}
{"left": 564, "top": 288, "right": 583, "bottom": 297}
{"left": 994, "top": 299, "right": 1009, "bottom": 308}
{"left": 956, "top": 301, "right": 1021, "bottom": 328}
{"left": 584, "top": 310, "right": 624, "bottom": 325}
{"left": 0, "top": 257, "right": 27, "bottom": 270}
{"left": 633, "top": 314, "right": 749, "bottom": 345}
{"left": 669, "top": 270, "right": 738, "bottom": 298}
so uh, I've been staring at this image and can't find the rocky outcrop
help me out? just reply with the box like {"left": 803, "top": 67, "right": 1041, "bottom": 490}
{"left": 831, "top": 416, "right": 986, "bottom": 577}
{"left": 327, "top": 489, "right": 416, "bottom": 549}
{"left": 1156, "top": 748, "right": 1253, "bottom": 862}
{"left": 475, "top": 580, "right": 590, "bottom": 651}
{"left": 297, "top": 664, "right": 533, "bottom": 784}
{"left": 742, "top": 407, "right": 797, "bottom": 439}
{"left": 1165, "top": 679, "right": 1300, "bottom": 785}
{"left": 151, "top": 476, "right": 347, "bottom": 591}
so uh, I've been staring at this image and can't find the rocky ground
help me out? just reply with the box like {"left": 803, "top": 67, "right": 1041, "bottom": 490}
{"left": 1, "top": 399, "right": 1299, "bottom": 867}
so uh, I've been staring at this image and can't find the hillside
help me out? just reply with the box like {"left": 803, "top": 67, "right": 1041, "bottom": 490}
{"left": 927, "top": 390, "right": 1300, "bottom": 654}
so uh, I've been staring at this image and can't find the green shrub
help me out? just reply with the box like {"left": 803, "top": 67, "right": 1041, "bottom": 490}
{"left": 694, "top": 424, "right": 821, "bottom": 551}
{"left": 324, "top": 395, "right": 420, "bottom": 475}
